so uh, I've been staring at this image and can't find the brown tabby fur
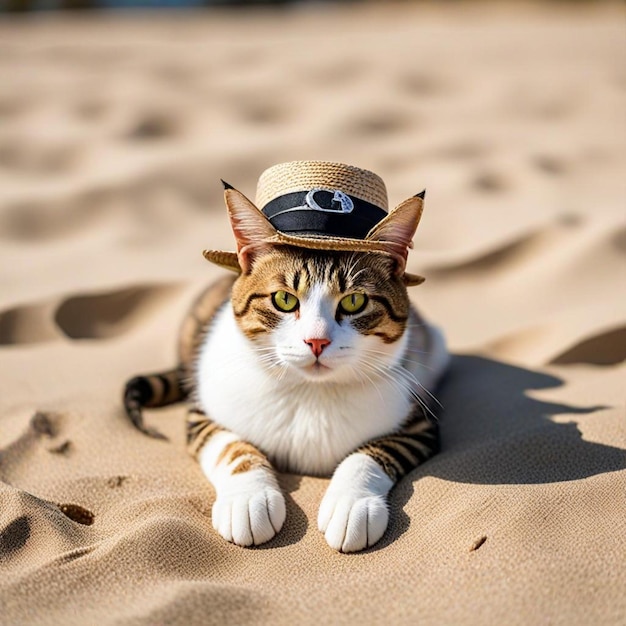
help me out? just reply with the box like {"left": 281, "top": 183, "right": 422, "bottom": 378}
{"left": 231, "top": 248, "right": 408, "bottom": 344}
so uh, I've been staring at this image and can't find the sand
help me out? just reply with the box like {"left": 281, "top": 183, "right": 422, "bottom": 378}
{"left": 0, "top": 3, "right": 625, "bottom": 625}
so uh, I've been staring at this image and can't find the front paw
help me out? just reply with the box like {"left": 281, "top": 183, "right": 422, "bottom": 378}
{"left": 212, "top": 483, "right": 286, "bottom": 547}
{"left": 318, "top": 490, "right": 389, "bottom": 553}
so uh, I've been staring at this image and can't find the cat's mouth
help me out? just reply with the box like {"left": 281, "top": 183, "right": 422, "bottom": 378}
{"left": 300, "top": 359, "right": 333, "bottom": 379}
{"left": 276, "top": 350, "right": 341, "bottom": 381}
{"left": 307, "top": 360, "right": 330, "bottom": 372}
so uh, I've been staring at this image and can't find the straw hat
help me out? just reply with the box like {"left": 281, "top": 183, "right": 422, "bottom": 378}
{"left": 203, "top": 160, "right": 426, "bottom": 285}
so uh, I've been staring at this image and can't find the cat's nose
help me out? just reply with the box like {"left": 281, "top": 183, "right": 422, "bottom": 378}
{"left": 304, "top": 338, "right": 331, "bottom": 358}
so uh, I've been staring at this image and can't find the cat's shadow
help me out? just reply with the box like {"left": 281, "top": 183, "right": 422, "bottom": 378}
{"left": 369, "top": 354, "right": 625, "bottom": 553}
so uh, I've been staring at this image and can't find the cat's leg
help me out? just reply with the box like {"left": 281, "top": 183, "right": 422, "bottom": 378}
{"left": 318, "top": 413, "right": 438, "bottom": 553}
{"left": 187, "top": 407, "right": 286, "bottom": 547}
{"left": 318, "top": 452, "right": 393, "bottom": 553}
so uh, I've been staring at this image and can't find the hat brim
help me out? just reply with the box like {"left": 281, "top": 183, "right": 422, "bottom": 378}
{"left": 203, "top": 230, "right": 425, "bottom": 286}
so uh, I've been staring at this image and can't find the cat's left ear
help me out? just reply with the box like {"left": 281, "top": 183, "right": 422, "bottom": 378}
{"left": 224, "top": 184, "right": 278, "bottom": 274}
{"left": 366, "top": 192, "right": 425, "bottom": 284}
{"left": 203, "top": 184, "right": 277, "bottom": 274}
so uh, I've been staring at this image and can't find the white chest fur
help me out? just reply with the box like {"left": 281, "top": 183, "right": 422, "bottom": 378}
{"left": 195, "top": 305, "right": 414, "bottom": 476}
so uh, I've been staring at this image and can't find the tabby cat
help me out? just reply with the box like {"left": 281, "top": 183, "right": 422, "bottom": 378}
{"left": 124, "top": 164, "right": 448, "bottom": 552}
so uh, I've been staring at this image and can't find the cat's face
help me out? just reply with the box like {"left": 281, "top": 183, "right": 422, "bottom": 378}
{"left": 231, "top": 248, "right": 410, "bottom": 383}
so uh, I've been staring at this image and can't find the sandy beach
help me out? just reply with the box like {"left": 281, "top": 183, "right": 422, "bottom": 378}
{"left": 0, "top": 3, "right": 625, "bottom": 625}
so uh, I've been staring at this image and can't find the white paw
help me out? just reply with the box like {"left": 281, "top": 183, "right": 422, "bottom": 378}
{"left": 212, "top": 484, "right": 286, "bottom": 547}
{"left": 318, "top": 489, "right": 389, "bottom": 552}
{"left": 318, "top": 452, "right": 394, "bottom": 553}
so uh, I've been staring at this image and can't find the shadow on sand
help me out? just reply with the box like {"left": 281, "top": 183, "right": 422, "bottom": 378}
{"left": 371, "top": 354, "right": 625, "bottom": 553}
{"left": 428, "top": 355, "right": 624, "bottom": 485}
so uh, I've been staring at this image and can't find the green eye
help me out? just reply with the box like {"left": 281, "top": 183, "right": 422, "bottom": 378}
{"left": 339, "top": 293, "right": 367, "bottom": 315}
{"left": 272, "top": 290, "right": 299, "bottom": 313}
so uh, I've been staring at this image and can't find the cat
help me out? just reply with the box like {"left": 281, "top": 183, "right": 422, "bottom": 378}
{"left": 124, "top": 176, "right": 448, "bottom": 553}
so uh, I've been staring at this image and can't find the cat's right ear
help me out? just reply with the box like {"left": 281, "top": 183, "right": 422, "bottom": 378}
{"left": 223, "top": 185, "right": 277, "bottom": 274}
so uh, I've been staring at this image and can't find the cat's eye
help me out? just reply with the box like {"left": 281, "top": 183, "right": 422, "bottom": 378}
{"left": 339, "top": 293, "right": 367, "bottom": 315}
{"left": 272, "top": 290, "right": 299, "bottom": 313}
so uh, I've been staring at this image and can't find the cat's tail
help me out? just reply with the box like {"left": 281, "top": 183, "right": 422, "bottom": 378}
{"left": 123, "top": 367, "right": 189, "bottom": 440}
{"left": 123, "top": 275, "right": 237, "bottom": 440}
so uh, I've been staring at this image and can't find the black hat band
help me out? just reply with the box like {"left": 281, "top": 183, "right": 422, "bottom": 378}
{"left": 261, "top": 189, "right": 387, "bottom": 240}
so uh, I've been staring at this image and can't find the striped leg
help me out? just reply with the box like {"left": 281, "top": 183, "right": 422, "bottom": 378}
{"left": 358, "top": 416, "right": 439, "bottom": 483}
{"left": 319, "top": 409, "right": 438, "bottom": 553}
{"left": 187, "top": 407, "right": 286, "bottom": 547}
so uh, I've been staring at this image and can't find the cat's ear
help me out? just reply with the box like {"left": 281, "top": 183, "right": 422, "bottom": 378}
{"left": 366, "top": 192, "right": 424, "bottom": 260}
{"left": 403, "top": 272, "right": 426, "bottom": 287}
{"left": 366, "top": 192, "right": 425, "bottom": 283}
{"left": 223, "top": 183, "right": 277, "bottom": 274}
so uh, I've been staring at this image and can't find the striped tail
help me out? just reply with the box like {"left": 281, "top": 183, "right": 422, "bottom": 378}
{"left": 123, "top": 367, "right": 188, "bottom": 439}
{"left": 123, "top": 274, "right": 236, "bottom": 440}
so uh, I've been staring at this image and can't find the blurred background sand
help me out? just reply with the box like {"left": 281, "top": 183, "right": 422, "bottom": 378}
{"left": 0, "top": 3, "right": 625, "bottom": 625}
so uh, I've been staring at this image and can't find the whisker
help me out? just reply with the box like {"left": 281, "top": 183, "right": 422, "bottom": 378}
{"left": 360, "top": 348, "right": 435, "bottom": 372}
{"left": 393, "top": 366, "right": 443, "bottom": 410}
{"left": 358, "top": 354, "right": 441, "bottom": 421}
{"left": 362, "top": 346, "right": 433, "bottom": 357}
{"left": 355, "top": 365, "right": 385, "bottom": 404}
{"left": 359, "top": 360, "right": 434, "bottom": 418}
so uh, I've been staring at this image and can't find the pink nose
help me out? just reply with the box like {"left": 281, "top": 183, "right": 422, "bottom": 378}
{"left": 304, "top": 338, "right": 331, "bottom": 358}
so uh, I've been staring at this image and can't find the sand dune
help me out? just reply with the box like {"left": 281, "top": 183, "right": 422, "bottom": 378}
{"left": 0, "top": 4, "right": 625, "bottom": 626}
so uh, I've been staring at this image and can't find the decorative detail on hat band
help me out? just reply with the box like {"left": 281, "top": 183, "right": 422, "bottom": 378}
{"left": 305, "top": 189, "right": 354, "bottom": 214}
{"left": 261, "top": 189, "right": 387, "bottom": 240}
